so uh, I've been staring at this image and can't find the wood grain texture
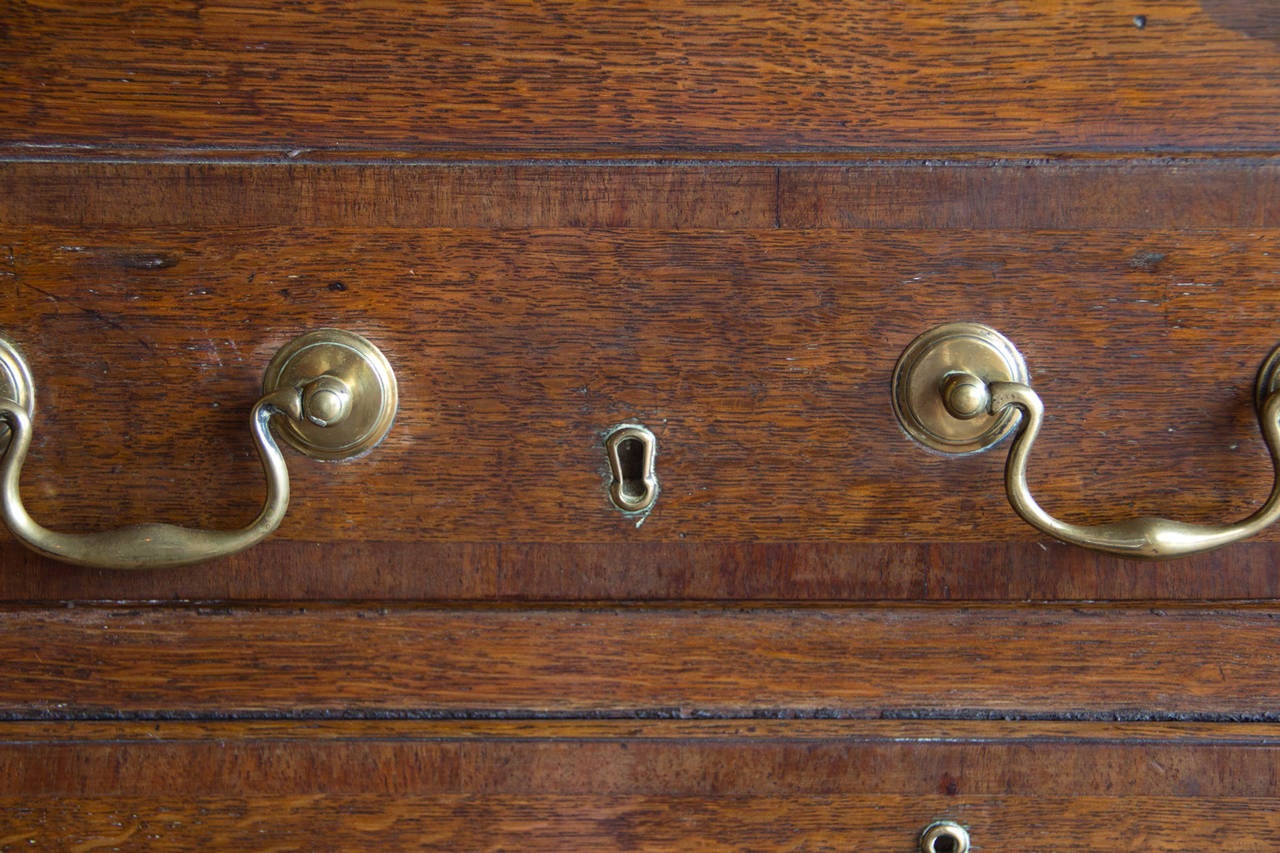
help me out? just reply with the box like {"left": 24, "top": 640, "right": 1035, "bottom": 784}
{"left": 9, "top": 795, "right": 1280, "bottom": 851}
{"left": 3, "top": 721, "right": 1280, "bottom": 850}
{"left": 5, "top": 4, "right": 1278, "bottom": 847}
{"left": 10, "top": 540, "right": 1280, "bottom": 603}
{"left": 3, "top": 604, "right": 1280, "bottom": 719}
{"left": 0, "top": 161, "right": 782, "bottom": 229}
{"left": 4, "top": 160, "right": 1280, "bottom": 598}
{"left": 2, "top": 228, "right": 1277, "bottom": 540}
{"left": 781, "top": 159, "right": 1280, "bottom": 229}
{"left": 3, "top": 1, "right": 1280, "bottom": 153}
{"left": 5, "top": 158, "right": 1279, "bottom": 229}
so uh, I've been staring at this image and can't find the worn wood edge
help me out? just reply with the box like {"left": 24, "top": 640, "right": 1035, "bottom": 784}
{"left": 5, "top": 145, "right": 1280, "bottom": 164}
{"left": 5, "top": 796, "right": 1280, "bottom": 853}
{"left": 4, "top": 603, "right": 1280, "bottom": 720}
{"left": 4, "top": 158, "right": 1278, "bottom": 229}
{"left": 4, "top": 718, "right": 1280, "bottom": 744}
{"left": 6, "top": 541, "right": 1280, "bottom": 603}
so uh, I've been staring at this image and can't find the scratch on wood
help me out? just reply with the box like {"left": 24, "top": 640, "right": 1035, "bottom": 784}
{"left": 109, "top": 251, "right": 180, "bottom": 271}
{"left": 19, "top": 281, "right": 154, "bottom": 352}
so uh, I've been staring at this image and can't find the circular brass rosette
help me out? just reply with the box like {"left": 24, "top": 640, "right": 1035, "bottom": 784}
{"left": 892, "top": 322, "right": 1028, "bottom": 455}
{"left": 263, "top": 329, "right": 398, "bottom": 461}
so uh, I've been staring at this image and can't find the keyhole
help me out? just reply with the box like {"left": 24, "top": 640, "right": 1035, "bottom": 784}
{"left": 615, "top": 437, "right": 647, "bottom": 504}
{"left": 606, "top": 424, "right": 657, "bottom": 513}
{"left": 919, "top": 821, "right": 969, "bottom": 853}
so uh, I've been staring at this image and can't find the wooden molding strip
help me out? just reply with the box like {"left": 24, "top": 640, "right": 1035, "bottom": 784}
{"left": 4, "top": 1, "right": 1279, "bottom": 152}
{"left": 5, "top": 719, "right": 1280, "bottom": 849}
{"left": 3, "top": 160, "right": 1278, "bottom": 229}
{"left": 3, "top": 604, "right": 1280, "bottom": 720}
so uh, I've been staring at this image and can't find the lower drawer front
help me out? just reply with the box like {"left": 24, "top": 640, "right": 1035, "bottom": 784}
{"left": 4, "top": 604, "right": 1279, "bottom": 849}
{"left": 6, "top": 720, "right": 1277, "bottom": 851}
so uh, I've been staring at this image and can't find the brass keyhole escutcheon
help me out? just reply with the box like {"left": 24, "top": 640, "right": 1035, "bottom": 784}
{"left": 606, "top": 424, "right": 658, "bottom": 514}
{"left": 919, "top": 821, "right": 970, "bottom": 853}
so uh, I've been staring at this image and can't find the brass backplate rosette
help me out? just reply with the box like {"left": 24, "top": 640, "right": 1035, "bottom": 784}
{"left": 263, "top": 329, "right": 397, "bottom": 461}
{"left": 892, "top": 322, "right": 1028, "bottom": 455}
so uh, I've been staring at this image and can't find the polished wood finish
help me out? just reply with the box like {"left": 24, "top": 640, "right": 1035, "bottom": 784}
{"left": 3, "top": 604, "right": 1278, "bottom": 718}
{"left": 11, "top": 540, "right": 1280, "bottom": 602}
{"left": 4, "top": 1, "right": 1279, "bottom": 152}
{"left": 6, "top": 158, "right": 1279, "bottom": 229}
{"left": 6, "top": 721, "right": 1280, "bottom": 851}
{"left": 7, "top": 224, "right": 1276, "bottom": 544}
{"left": 3, "top": 160, "right": 1280, "bottom": 600}
{"left": 4, "top": 0, "right": 1278, "bottom": 847}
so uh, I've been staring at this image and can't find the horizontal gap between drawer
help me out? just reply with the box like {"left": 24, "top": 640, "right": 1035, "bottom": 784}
{"left": 4, "top": 145, "right": 1280, "bottom": 167}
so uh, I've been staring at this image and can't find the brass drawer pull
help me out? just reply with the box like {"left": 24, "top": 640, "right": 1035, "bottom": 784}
{"left": 0, "top": 329, "right": 396, "bottom": 569}
{"left": 894, "top": 322, "right": 1280, "bottom": 559}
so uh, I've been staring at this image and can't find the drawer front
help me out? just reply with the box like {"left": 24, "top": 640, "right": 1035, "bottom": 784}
{"left": 7, "top": 719, "right": 1279, "bottom": 851}
{"left": 4, "top": 3, "right": 1279, "bottom": 849}
{"left": 3, "top": 2, "right": 1280, "bottom": 596}
{"left": 7, "top": 603, "right": 1280, "bottom": 848}
{"left": 2, "top": 160, "right": 1279, "bottom": 599}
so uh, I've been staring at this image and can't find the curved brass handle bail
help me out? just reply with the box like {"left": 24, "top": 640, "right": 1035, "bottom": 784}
{"left": 892, "top": 323, "right": 1280, "bottom": 560}
{"left": 0, "top": 388, "right": 300, "bottom": 569}
{"left": 988, "top": 381, "right": 1280, "bottom": 559}
{"left": 0, "top": 328, "right": 396, "bottom": 570}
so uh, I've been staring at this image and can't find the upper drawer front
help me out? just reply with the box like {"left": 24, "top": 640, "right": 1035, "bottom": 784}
{"left": 2, "top": 159, "right": 1279, "bottom": 599}
{"left": 5, "top": 1, "right": 1280, "bottom": 598}
{"left": 2, "top": 0, "right": 1279, "bottom": 153}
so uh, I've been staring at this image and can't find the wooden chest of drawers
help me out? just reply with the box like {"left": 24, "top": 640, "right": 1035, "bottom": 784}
{"left": 3, "top": 2, "right": 1280, "bottom": 848}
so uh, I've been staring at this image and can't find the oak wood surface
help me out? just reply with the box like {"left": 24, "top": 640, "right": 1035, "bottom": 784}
{"left": 3, "top": 604, "right": 1278, "bottom": 719}
{"left": 0, "top": 211, "right": 1274, "bottom": 594}
{"left": 10, "top": 795, "right": 1278, "bottom": 851}
{"left": 12, "top": 224, "right": 1275, "bottom": 544}
{"left": 4, "top": 1, "right": 1280, "bottom": 154}
{"left": 10, "top": 540, "right": 1280, "bottom": 602}
{"left": 4, "top": 720, "right": 1280, "bottom": 851}
{"left": 3, "top": 159, "right": 1280, "bottom": 600}
{"left": 6, "top": 158, "right": 1280, "bottom": 230}
{"left": 5, "top": 3, "right": 1280, "bottom": 848}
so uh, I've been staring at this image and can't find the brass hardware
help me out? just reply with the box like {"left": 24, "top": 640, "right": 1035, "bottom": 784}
{"left": 0, "top": 334, "right": 34, "bottom": 446}
{"left": 919, "top": 820, "right": 970, "bottom": 853}
{"left": 896, "top": 323, "right": 1280, "bottom": 559}
{"left": 892, "top": 322, "right": 1028, "bottom": 454}
{"left": 262, "top": 328, "right": 397, "bottom": 460}
{"left": 0, "top": 329, "right": 396, "bottom": 569}
{"left": 605, "top": 424, "right": 658, "bottom": 513}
